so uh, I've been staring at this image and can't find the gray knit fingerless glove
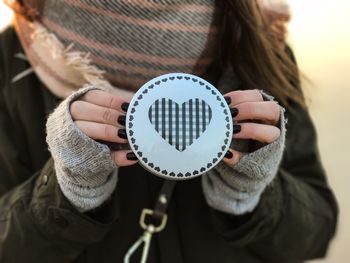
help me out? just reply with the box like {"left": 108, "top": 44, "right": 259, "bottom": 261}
{"left": 46, "top": 85, "right": 118, "bottom": 212}
{"left": 202, "top": 93, "right": 286, "bottom": 215}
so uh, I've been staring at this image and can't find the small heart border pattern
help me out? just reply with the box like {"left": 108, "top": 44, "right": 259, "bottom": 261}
{"left": 127, "top": 73, "right": 232, "bottom": 180}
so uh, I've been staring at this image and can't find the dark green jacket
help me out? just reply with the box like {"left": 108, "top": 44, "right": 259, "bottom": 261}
{"left": 0, "top": 27, "right": 338, "bottom": 263}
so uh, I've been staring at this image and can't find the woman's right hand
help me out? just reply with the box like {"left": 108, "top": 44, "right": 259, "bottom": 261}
{"left": 70, "top": 89, "right": 138, "bottom": 167}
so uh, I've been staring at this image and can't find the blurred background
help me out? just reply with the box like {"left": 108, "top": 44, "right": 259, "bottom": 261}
{"left": 287, "top": 1, "right": 350, "bottom": 261}
{"left": 0, "top": 0, "right": 349, "bottom": 262}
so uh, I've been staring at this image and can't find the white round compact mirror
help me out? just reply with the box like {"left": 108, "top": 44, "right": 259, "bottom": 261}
{"left": 126, "top": 73, "right": 232, "bottom": 180}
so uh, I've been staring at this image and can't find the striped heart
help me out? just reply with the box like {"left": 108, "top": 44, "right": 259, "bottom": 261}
{"left": 149, "top": 98, "right": 212, "bottom": 151}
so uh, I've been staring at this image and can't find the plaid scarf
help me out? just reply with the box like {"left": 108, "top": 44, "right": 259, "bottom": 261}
{"left": 259, "top": 0, "right": 290, "bottom": 14}
{"left": 10, "top": 0, "right": 218, "bottom": 99}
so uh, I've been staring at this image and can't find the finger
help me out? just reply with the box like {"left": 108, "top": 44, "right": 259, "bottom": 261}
{"left": 97, "top": 140, "right": 125, "bottom": 151}
{"left": 79, "top": 90, "right": 129, "bottom": 112}
{"left": 224, "top": 90, "right": 263, "bottom": 107}
{"left": 112, "top": 150, "right": 138, "bottom": 167}
{"left": 232, "top": 123, "right": 281, "bottom": 144}
{"left": 233, "top": 101, "right": 281, "bottom": 125}
{"left": 71, "top": 100, "right": 125, "bottom": 127}
{"left": 75, "top": 120, "right": 128, "bottom": 143}
{"left": 222, "top": 149, "right": 244, "bottom": 166}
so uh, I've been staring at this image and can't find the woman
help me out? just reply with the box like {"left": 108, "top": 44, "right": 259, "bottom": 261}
{"left": 0, "top": 1, "right": 337, "bottom": 262}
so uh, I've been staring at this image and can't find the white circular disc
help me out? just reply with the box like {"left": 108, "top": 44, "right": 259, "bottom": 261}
{"left": 126, "top": 73, "right": 233, "bottom": 180}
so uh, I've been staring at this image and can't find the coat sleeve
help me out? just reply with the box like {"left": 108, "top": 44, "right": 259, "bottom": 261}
{"left": 209, "top": 105, "right": 338, "bottom": 262}
{"left": 0, "top": 56, "right": 119, "bottom": 263}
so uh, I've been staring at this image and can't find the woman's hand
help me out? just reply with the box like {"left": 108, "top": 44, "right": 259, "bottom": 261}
{"left": 70, "top": 89, "right": 138, "bottom": 167}
{"left": 223, "top": 90, "right": 281, "bottom": 166}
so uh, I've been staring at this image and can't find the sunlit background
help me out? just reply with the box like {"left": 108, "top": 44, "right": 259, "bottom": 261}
{"left": 288, "top": 1, "right": 350, "bottom": 261}
{"left": 0, "top": 1, "right": 349, "bottom": 262}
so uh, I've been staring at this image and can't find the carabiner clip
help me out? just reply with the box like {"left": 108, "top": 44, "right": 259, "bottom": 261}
{"left": 124, "top": 226, "right": 153, "bottom": 263}
{"left": 123, "top": 209, "right": 168, "bottom": 263}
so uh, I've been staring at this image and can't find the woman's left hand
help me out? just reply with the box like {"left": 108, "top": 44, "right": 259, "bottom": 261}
{"left": 223, "top": 89, "right": 281, "bottom": 166}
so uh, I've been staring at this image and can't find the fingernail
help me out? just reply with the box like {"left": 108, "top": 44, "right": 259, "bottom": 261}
{"left": 230, "top": 108, "right": 239, "bottom": 118}
{"left": 118, "top": 129, "right": 127, "bottom": 139}
{"left": 126, "top": 152, "right": 138, "bottom": 161}
{"left": 233, "top": 124, "right": 241, "bottom": 134}
{"left": 225, "top": 150, "right": 233, "bottom": 159}
{"left": 224, "top": 96, "right": 231, "bottom": 105}
{"left": 121, "top": 102, "right": 129, "bottom": 112}
{"left": 117, "top": 115, "right": 126, "bottom": 126}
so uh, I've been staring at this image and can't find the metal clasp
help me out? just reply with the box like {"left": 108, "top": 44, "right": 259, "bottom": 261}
{"left": 124, "top": 209, "right": 168, "bottom": 263}
{"left": 139, "top": 208, "right": 167, "bottom": 233}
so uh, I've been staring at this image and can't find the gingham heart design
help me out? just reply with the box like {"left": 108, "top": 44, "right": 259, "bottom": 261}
{"left": 148, "top": 98, "right": 212, "bottom": 151}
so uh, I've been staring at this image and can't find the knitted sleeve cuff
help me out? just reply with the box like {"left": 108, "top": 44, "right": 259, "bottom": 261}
{"left": 46, "top": 85, "right": 118, "bottom": 212}
{"left": 202, "top": 91, "right": 287, "bottom": 215}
